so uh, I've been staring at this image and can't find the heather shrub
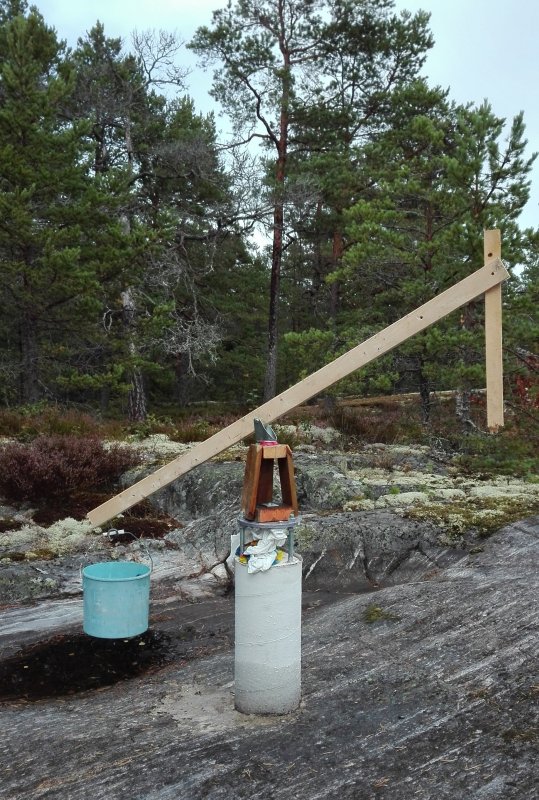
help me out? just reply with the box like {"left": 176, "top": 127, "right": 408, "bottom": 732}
{"left": 0, "top": 436, "right": 141, "bottom": 503}
{"left": 0, "top": 405, "right": 129, "bottom": 441}
{"left": 0, "top": 409, "right": 24, "bottom": 436}
{"left": 127, "top": 412, "right": 241, "bottom": 443}
{"left": 26, "top": 408, "right": 103, "bottom": 437}
{"left": 329, "top": 403, "right": 408, "bottom": 444}
{"left": 168, "top": 414, "right": 238, "bottom": 443}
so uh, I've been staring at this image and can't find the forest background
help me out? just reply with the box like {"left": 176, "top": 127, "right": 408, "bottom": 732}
{"left": 0, "top": 0, "right": 537, "bottom": 462}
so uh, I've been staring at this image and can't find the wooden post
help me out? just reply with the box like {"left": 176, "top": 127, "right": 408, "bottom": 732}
{"left": 484, "top": 229, "right": 504, "bottom": 431}
{"left": 87, "top": 257, "right": 508, "bottom": 527}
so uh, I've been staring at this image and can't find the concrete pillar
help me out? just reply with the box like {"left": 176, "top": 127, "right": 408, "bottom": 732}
{"left": 234, "top": 555, "right": 302, "bottom": 714}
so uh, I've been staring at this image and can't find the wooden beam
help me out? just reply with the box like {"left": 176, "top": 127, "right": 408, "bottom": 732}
{"left": 241, "top": 445, "right": 262, "bottom": 519}
{"left": 484, "top": 229, "right": 504, "bottom": 431}
{"left": 87, "top": 257, "right": 509, "bottom": 527}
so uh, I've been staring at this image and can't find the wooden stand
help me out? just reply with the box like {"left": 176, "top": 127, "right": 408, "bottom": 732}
{"left": 87, "top": 231, "right": 508, "bottom": 528}
{"left": 241, "top": 444, "right": 299, "bottom": 523}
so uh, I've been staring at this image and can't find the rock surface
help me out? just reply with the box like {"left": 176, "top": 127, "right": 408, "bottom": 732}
{"left": 297, "top": 510, "right": 467, "bottom": 592}
{"left": 2, "top": 443, "right": 539, "bottom": 607}
{"left": 0, "top": 516, "right": 538, "bottom": 799}
{"left": 1, "top": 440, "right": 538, "bottom": 797}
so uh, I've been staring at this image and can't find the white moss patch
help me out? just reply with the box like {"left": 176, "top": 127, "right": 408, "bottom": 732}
{"left": 433, "top": 488, "right": 467, "bottom": 501}
{"left": 118, "top": 434, "right": 246, "bottom": 465}
{"left": 375, "top": 491, "right": 429, "bottom": 509}
{"left": 468, "top": 483, "right": 539, "bottom": 498}
{"left": 305, "top": 425, "right": 342, "bottom": 445}
{"left": 128, "top": 434, "right": 192, "bottom": 461}
{"left": 0, "top": 517, "right": 101, "bottom": 557}
{"left": 344, "top": 446, "right": 539, "bottom": 532}
{"left": 363, "top": 444, "right": 431, "bottom": 456}
{"left": 349, "top": 468, "right": 448, "bottom": 489}
{"left": 44, "top": 518, "right": 99, "bottom": 555}
{"left": 343, "top": 498, "right": 376, "bottom": 511}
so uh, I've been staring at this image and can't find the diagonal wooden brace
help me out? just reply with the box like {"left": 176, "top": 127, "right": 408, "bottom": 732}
{"left": 87, "top": 255, "right": 508, "bottom": 527}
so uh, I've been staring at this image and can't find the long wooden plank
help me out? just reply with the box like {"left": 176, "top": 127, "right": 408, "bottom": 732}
{"left": 241, "top": 445, "right": 262, "bottom": 518}
{"left": 484, "top": 230, "right": 504, "bottom": 431}
{"left": 87, "top": 257, "right": 508, "bottom": 526}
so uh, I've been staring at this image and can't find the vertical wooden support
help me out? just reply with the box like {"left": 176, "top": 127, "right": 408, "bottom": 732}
{"left": 241, "top": 444, "right": 298, "bottom": 522}
{"left": 241, "top": 445, "right": 263, "bottom": 519}
{"left": 278, "top": 450, "right": 298, "bottom": 512}
{"left": 484, "top": 229, "right": 504, "bottom": 432}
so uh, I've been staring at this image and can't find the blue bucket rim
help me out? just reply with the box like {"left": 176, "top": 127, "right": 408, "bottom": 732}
{"left": 82, "top": 561, "right": 151, "bottom": 582}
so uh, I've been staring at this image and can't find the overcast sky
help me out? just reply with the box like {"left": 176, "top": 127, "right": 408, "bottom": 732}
{"left": 32, "top": 0, "right": 539, "bottom": 232}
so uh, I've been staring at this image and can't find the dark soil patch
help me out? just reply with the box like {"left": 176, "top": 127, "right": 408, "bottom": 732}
{"left": 32, "top": 493, "right": 179, "bottom": 540}
{"left": 0, "top": 630, "right": 176, "bottom": 701}
{"left": 0, "top": 589, "right": 342, "bottom": 703}
{"left": 2, "top": 551, "right": 27, "bottom": 562}
{"left": 33, "top": 491, "right": 111, "bottom": 525}
{"left": 0, "top": 604, "right": 232, "bottom": 703}
{"left": 119, "top": 500, "right": 180, "bottom": 540}
{"left": 0, "top": 592, "right": 236, "bottom": 702}
{"left": 0, "top": 519, "right": 23, "bottom": 534}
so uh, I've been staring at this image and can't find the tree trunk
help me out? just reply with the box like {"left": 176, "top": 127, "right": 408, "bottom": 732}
{"left": 455, "top": 388, "right": 476, "bottom": 429}
{"left": 100, "top": 385, "right": 110, "bottom": 414}
{"left": 20, "top": 312, "right": 40, "bottom": 404}
{"left": 263, "top": 39, "right": 291, "bottom": 403}
{"left": 330, "top": 228, "right": 343, "bottom": 325}
{"left": 419, "top": 369, "right": 431, "bottom": 423}
{"left": 121, "top": 287, "right": 147, "bottom": 423}
{"left": 127, "top": 362, "right": 147, "bottom": 422}
{"left": 455, "top": 302, "right": 478, "bottom": 430}
{"left": 120, "top": 105, "right": 147, "bottom": 423}
{"left": 174, "top": 354, "right": 189, "bottom": 407}
{"left": 263, "top": 192, "right": 284, "bottom": 402}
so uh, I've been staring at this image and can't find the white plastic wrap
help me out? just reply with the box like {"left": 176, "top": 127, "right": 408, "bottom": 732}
{"left": 243, "top": 528, "right": 288, "bottom": 573}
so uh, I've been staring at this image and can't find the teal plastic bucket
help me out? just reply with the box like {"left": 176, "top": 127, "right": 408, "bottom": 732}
{"left": 82, "top": 561, "right": 151, "bottom": 639}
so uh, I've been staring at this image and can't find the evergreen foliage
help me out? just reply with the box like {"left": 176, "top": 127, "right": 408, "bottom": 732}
{"left": 0, "top": 0, "right": 536, "bottom": 439}
{"left": 0, "top": 6, "right": 123, "bottom": 403}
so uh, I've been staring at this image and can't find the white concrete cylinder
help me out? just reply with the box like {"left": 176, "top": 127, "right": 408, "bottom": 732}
{"left": 234, "top": 555, "right": 302, "bottom": 714}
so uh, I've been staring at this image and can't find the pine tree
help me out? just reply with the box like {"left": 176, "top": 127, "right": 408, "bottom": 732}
{"left": 0, "top": 4, "right": 126, "bottom": 403}
{"left": 70, "top": 25, "right": 254, "bottom": 414}
{"left": 191, "top": 1, "right": 434, "bottom": 400}
{"left": 340, "top": 89, "right": 537, "bottom": 422}
{"left": 286, "top": 0, "right": 433, "bottom": 325}
{"left": 191, "top": 0, "right": 328, "bottom": 401}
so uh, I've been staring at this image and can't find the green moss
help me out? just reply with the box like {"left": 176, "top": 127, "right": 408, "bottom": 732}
{"left": 0, "top": 519, "right": 23, "bottom": 533}
{"left": 3, "top": 551, "right": 26, "bottom": 562}
{"left": 362, "top": 604, "right": 401, "bottom": 624}
{"left": 404, "top": 495, "right": 539, "bottom": 537}
{"left": 27, "top": 548, "right": 56, "bottom": 560}
{"left": 273, "top": 425, "right": 301, "bottom": 449}
{"left": 501, "top": 728, "right": 538, "bottom": 743}
{"left": 456, "top": 432, "right": 539, "bottom": 479}
{"left": 296, "top": 524, "right": 320, "bottom": 547}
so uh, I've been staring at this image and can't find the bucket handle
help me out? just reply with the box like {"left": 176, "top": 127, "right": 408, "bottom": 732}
{"left": 80, "top": 529, "right": 154, "bottom": 580}
{"left": 104, "top": 529, "right": 154, "bottom": 573}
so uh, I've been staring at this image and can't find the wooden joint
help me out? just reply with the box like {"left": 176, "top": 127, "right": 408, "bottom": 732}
{"left": 262, "top": 444, "right": 289, "bottom": 459}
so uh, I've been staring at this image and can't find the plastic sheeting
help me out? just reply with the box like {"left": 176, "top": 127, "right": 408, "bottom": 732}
{"left": 243, "top": 528, "right": 288, "bottom": 573}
